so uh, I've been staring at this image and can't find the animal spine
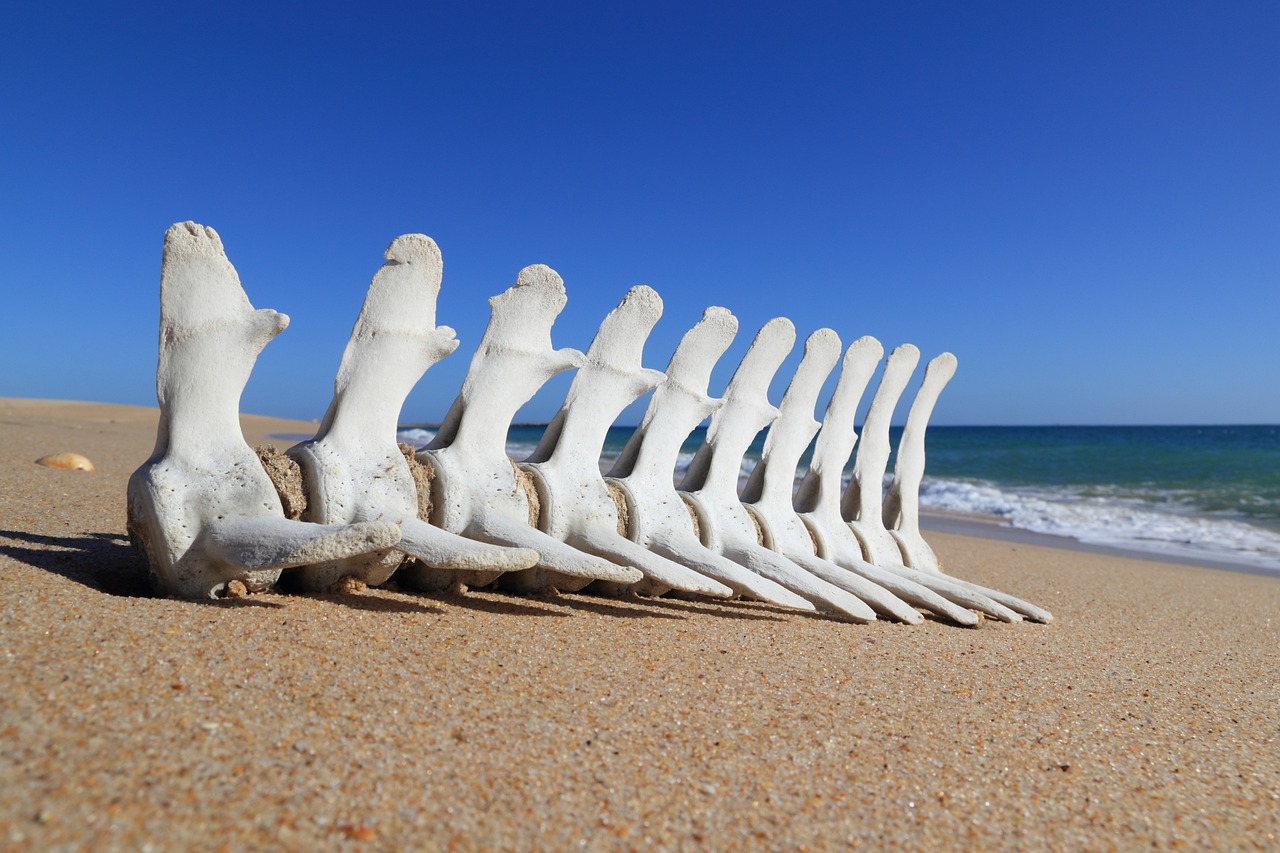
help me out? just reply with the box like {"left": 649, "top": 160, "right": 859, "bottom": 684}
{"left": 129, "top": 222, "right": 1051, "bottom": 627}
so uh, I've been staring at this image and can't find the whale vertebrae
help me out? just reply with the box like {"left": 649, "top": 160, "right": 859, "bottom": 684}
{"left": 126, "top": 222, "right": 1051, "bottom": 627}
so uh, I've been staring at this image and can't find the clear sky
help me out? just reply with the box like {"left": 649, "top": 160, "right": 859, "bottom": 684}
{"left": 2, "top": 1, "right": 1276, "bottom": 426}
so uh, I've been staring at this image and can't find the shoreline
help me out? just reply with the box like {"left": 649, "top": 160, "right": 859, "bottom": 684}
{"left": 3, "top": 397, "right": 1278, "bottom": 849}
{"left": 918, "top": 510, "right": 1280, "bottom": 579}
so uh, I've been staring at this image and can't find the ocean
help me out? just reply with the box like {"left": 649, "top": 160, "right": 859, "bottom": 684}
{"left": 396, "top": 423, "right": 1280, "bottom": 574}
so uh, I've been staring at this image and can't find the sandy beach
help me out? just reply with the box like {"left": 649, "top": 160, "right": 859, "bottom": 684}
{"left": 2, "top": 397, "right": 1277, "bottom": 850}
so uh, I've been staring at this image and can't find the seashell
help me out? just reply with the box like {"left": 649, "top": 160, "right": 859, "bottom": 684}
{"left": 35, "top": 453, "right": 95, "bottom": 472}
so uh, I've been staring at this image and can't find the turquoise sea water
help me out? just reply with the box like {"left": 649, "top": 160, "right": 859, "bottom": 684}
{"left": 397, "top": 423, "right": 1280, "bottom": 572}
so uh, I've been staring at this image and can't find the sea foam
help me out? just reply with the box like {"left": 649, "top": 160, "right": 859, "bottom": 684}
{"left": 396, "top": 427, "right": 436, "bottom": 448}
{"left": 918, "top": 478, "right": 1280, "bottom": 572}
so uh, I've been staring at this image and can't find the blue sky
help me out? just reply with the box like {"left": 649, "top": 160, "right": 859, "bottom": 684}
{"left": 2, "top": 1, "right": 1276, "bottom": 426}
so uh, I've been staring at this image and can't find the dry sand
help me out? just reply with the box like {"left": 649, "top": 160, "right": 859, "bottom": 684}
{"left": 1, "top": 398, "right": 1277, "bottom": 851}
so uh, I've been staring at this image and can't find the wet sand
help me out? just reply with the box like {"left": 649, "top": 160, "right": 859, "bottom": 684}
{"left": 2, "top": 398, "right": 1277, "bottom": 850}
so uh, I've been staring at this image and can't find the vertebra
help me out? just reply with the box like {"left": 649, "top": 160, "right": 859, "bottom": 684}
{"left": 130, "top": 222, "right": 1051, "bottom": 627}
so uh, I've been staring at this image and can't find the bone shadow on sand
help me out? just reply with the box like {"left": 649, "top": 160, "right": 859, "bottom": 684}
{"left": 0, "top": 529, "right": 153, "bottom": 598}
{"left": 410, "top": 586, "right": 692, "bottom": 621}
{"left": 297, "top": 589, "right": 446, "bottom": 616}
{"left": 1, "top": 529, "right": 277, "bottom": 608}
{"left": 632, "top": 593, "right": 850, "bottom": 624}
{"left": 0, "top": 529, "right": 872, "bottom": 623}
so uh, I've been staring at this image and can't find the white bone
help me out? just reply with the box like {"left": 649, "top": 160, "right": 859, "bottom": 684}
{"left": 678, "top": 319, "right": 879, "bottom": 622}
{"left": 801, "top": 343, "right": 1048, "bottom": 622}
{"left": 128, "top": 222, "right": 1050, "bottom": 623}
{"left": 779, "top": 339, "right": 980, "bottom": 626}
{"left": 883, "top": 354, "right": 1054, "bottom": 623}
{"left": 798, "top": 342, "right": 1021, "bottom": 621}
{"left": 742, "top": 330, "right": 950, "bottom": 625}
{"left": 285, "top": 234, "right": 539, "bottom": 591}
{"left": 518, "top": 287, "right": 734, "bottom": 598}
{"left": 882, "top": 352, "right": 955, "bottom": 572}
{"left": 849, "top": 351, "right": 1035, "bottom": 622}
{"left": 607, "top": 310, "right": 817, "bottom": 611}
{"left": 843, "top": 345, "right": 922, "bottom": 565}
{"left": 127, "top": 222, "right": 402, "bottom": 599}
{"left": 417, "top": 265, "right": 644, "bottom": 590}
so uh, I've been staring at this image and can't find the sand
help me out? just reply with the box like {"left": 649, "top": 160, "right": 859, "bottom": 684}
{"left": 1, "top": 398, "right": 1277, "bottom": 851}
